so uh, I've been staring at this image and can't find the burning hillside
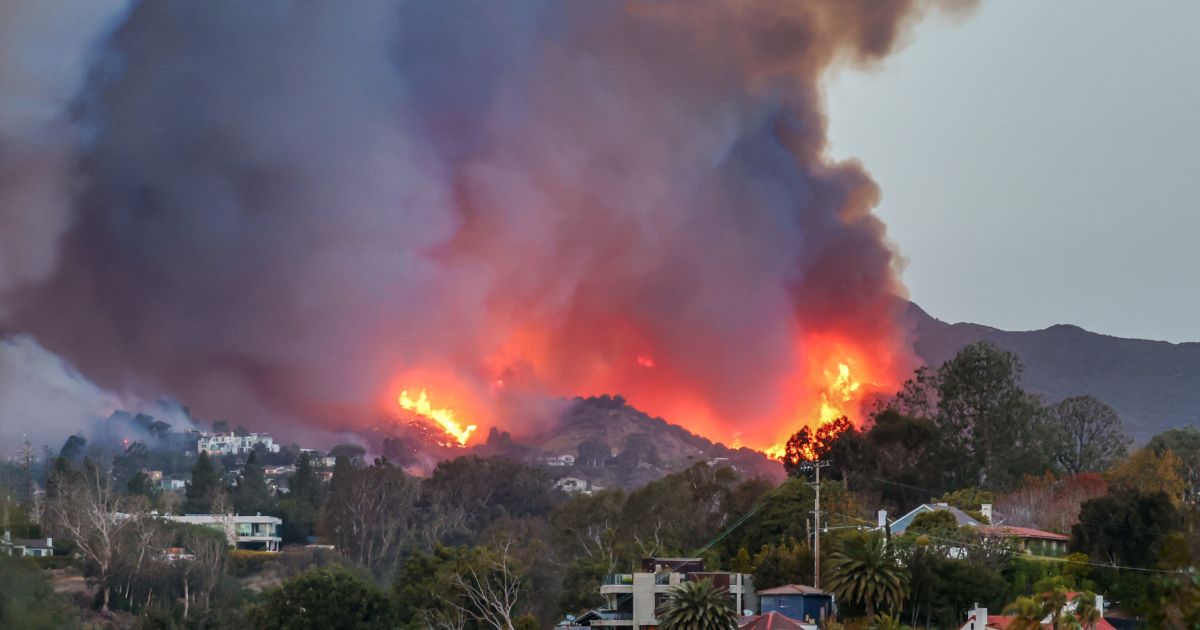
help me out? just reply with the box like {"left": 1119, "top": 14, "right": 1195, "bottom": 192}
{"left": 0, "top": 2, "right": 971, "bottom": 452}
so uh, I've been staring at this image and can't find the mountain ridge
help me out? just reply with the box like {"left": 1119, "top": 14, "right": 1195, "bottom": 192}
{"left": 906, "top": 302, "right": 1200, "bottom": 441}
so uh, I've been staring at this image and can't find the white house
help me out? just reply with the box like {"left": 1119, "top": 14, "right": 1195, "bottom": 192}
{"left": 1, "top": 531, "right": 53, "bottom": 557}
{"left": 197, "top": 432, "right": 280, "bottom": 456}
{"left": 544, "top": 454, "right": 576, "bottom": 467}
{"left": 166, "top": 514, "right": 283, "bottom": 551}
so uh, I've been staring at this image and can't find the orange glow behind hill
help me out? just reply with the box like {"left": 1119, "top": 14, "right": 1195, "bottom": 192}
{"left": 390, "top": 331, "right": 899, "bottom": 455}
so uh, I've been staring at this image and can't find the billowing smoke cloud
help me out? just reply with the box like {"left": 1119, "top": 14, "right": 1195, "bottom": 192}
{"left": 0, "top": 1, "right": 971, "bottom": 448}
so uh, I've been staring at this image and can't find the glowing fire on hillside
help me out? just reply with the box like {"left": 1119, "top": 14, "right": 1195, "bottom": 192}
{"left": 398, "top": 389, "right": 477, "bottom": 446}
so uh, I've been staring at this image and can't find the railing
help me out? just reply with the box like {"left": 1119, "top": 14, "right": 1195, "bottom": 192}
{"left": 602, "top": 574, "right": 633, "bottom": 586}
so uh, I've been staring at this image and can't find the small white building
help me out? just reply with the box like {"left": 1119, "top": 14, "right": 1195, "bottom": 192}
{"left": 556, "top": 477, "right": 600, "bottom": 495}
{"left": 1, "top": 531, "right": 53, "bottom": 557}
{"left": 160, "top": 478, "right": 187, "bottom": 491}
{"left": 197, "top": 432, "right": 281, "bottom": 456}
{"left": 544, "top": 454, "right": 576, "bottom": 467}
{"left": 166, "top": 514, "right": 283, "bottom": 552}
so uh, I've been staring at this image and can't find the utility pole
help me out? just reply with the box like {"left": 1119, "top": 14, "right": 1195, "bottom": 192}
{"left": 803, "top": 460, "right": 831, "bottom": 589}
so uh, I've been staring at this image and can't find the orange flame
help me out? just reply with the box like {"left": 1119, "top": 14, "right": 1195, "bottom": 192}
{"left": 764, "top": 359, "right": 867, "bottom": 460}
{"left": 819, "top": 362, "right": 861, "bottom": 425}
{"left": 398, "top": 389, "right": 478, "bottom": 446}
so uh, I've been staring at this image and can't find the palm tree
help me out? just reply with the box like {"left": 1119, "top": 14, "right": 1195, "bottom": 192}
{"left": 1073, "top": 591, "right": 1101, "bottom": 630}
{"left": 1004, "top": 588, "right": 1074, "bottom": 630}
{"left": 824, "top": 531, "right": 909, "bottom": 617}
{"left": 657, "top": 578, "right": 740, "bottom": 630}
{"left": 1003, "top": 596, "right": 1046, "bottom": 630}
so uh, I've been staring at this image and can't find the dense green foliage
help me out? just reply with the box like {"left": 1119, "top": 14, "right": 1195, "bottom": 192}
{"left": 249, "top": 567, "right": 393, "bottom": 630}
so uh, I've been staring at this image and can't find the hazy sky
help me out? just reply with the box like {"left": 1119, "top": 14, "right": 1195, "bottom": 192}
{"left": 826, "top": 0, "right": 1200, "bottom": 343}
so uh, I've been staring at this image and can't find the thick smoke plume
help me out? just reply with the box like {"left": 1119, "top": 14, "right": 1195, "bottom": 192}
{"left": 0, "top": 1, "right": 971, "bottom": 449}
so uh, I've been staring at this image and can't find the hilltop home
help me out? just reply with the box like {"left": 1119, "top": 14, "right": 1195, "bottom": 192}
{"left": 585, "top": 557, "right": 755, "bottom": 628}
{"left": 197, "top": 432, "right": 280, "bottom": 456}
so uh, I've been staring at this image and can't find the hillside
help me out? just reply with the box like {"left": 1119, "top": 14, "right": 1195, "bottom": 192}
{"left": 907, "top": 303, "right": 1200, "bottom": 441}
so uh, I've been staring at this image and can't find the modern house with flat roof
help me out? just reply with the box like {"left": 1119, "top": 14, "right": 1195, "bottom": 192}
{"left": 591, "top": 557, "right": 755, "bottom": 628}
{"left": 1, "top": 531, "right": 53, "bottom": 557}
{"left": 166, "top": 514, "right": 282, "bottom": 551}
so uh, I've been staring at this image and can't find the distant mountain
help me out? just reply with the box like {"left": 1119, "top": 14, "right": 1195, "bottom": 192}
{"left": 907, "top": 303, "right": 1200, "bottom": 442}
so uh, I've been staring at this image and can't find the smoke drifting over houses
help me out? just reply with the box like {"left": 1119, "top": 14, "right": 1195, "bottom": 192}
{"left": 0, "top": 1, "right": 973, "bottom": 449}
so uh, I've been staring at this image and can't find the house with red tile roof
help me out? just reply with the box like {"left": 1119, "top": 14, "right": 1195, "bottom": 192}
{"left": 959, "top": 596, "right": 1115, "bottom": 630}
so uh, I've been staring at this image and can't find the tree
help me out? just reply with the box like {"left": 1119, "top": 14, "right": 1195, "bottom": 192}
{"left": 1050, "top": 396, "right": 1130, "bottom": 474}
{"left": 576, "top": 438, "right": 612, "bottom": 468}
{"left": 1069, "top": 491, "right": 1179, "bottom": 567}
{"left": 824, "top": 531, "right": 909, "bottom": 617}
{"left": 48, "top": 461, "right": 133, "bottom": 611}
{"left": 781, "top": 417, "right": 854, "bottom": 477}
{"left": 933, "top": 342, "right": 1052, "bottom": 489}
{"left": 290, "top": 452, "right": 324, "bottom": 508}
{"left": 751, "top": 541, "right": 813, "bottom": 591}
{"left": 656, "top": 578, "right": 739, "bottom": 630}
{"left": 1103, "top": 448, "right": 1186, "bottom": 504}
{"left": 1074, "top": 591, "right": 1101, "bottom": 630}
{"left": 183, "top": 452, "right": 224, "bottom": 514}
{"left": 249, "top": 567, "right": 394, "bottom": 630}
{"left": 233, "top": 450, "right": 271, "bottom": 515}
{"left": 323, "top": 458, "right": 419, "bottom": 575}
{"left": 1003, "top": 588, "right": 1089, "bottom": 630}
{"left": 1146, "top": 427, "right": 1200, "bottom": 503}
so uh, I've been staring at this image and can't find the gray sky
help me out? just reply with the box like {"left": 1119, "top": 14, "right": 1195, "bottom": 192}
{"left": 826, "top": 0, "right": 1200, "bottom": 342}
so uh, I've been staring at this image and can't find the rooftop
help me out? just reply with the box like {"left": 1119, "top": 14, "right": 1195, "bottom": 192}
{"left": 758, "top": 584, "right": 830, "bottom": 596}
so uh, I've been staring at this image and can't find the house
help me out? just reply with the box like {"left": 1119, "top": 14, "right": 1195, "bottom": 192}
{"left": 544, "top": 454, "right": 576, "bottom": 467}
{"left": 556, "top": 477, "right": 600, "bottom": 495}
{"left": 160, "top": 478, "right": 188, "bottom": 491}
{"left": 1, "top": 531, "right": 53, "bottom": 557}
{"left": 593, "top": 557, "right": 756, "bottom": 628}
{"left": 197, "top": 432, "right": 280, "bottom": 456}
{"left": 165, "top": 514, "right": 283, "bottom": 551}
{"left": 758, "top": 584, "right": 834, "bottom": 625}
{"left": 888, "top": 503, "right": 987, "bottom": 535}
{"left": 977, "top": 525, "right": 1070, "bottom": 556}
{"left": 960, "top": 597, "right": 1115, "bottom": 630}
{"left": 887, "top": 504, "right": 1069, "bottom": 556}
{"left": 738, "top": 611, "right": 811, "bottom": 630}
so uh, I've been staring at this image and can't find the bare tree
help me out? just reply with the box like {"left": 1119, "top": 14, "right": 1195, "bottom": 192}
{"left": 445, "top": 541, "right": 524, "bottom": 630}
{"left": 49, "top": 462, "right": 132, "bottom": 612}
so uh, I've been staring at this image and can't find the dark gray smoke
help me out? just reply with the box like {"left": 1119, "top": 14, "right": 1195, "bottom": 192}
{"left": 0, "top": 1, "right": 972, "bottom": 447}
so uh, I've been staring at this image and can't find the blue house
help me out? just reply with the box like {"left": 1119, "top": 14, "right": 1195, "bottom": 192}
{"left": 759, "top": 584, "right": 834, "bottom": 623}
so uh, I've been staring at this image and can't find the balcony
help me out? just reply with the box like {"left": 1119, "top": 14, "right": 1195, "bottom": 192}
{"left": 599, "top": 574, "right": 633, "bottom": 595}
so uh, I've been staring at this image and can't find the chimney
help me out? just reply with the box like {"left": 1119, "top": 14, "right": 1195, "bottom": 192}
{"left": 1095, "top": 594, "right": 1105, "bottom": 617}
{"left": 981, "top": 504, "right": 993, "bottom": 523}
{"left": 967, "top": 604, "right": 988, "bottom": 630}
{"left": 877, "top": 509, "right": 888, "bottom": 530}
{"left": 45, "top": 537, "right": 52, "bottom": 548}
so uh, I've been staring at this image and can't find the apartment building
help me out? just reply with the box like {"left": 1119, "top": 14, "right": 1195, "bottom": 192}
{"left": 589, "top": 558, "right": 755, "bottom": 627}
